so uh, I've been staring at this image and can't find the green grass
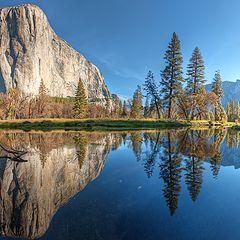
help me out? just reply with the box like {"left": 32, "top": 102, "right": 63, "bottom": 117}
{"left": 0, "top": 118, "right": 237, "bottom": 131}
{"left": 0, "top": 118, "right": 190, "bottom": 131}
{"left": 191, "top": 120, "right": 238, "bottom": 128}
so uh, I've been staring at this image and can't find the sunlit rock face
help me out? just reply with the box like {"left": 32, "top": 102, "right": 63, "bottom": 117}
{"left": 0, "top": 132, "right": 117, "bottom": 239}
{"left": 0, "top": 4, "right": 111, "bottom": 102}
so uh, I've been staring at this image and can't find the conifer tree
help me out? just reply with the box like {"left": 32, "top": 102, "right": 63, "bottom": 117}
{"left": 37, "top": 79, "right": 49, "bottom": 117}
{"left": 39, "top": 79, "right": 47, "bottom": 96}
{"left": 130, "top": 85, "right": 142, "bottom": 118}
{"left": 226, "top": 102, "right": 231, "bottom": 117}
{"left": 215, "top": 106, "right": 227, "bottom": 122}
{"left": 119, "top": 100, "right": 123, "bottom": 118}
{"left": 229, "top": 100, "right": 235, "bottom": 115}
{"left": 186, "top": 47, "right": 205, "bottom": 94}
{"left": 112, "top": 97, "right": 121, "bottom": 118}
{"left": 104, "top": 97, "right": 111, "bottom": 118}
{"left": 227, "top": 100, "right": 235, "bottom": 121}
{"left": 122, "top": 100, "right": 128, "bottom": 118}
{"left": 212, "top": 70, "right": 224, "bottom": 120}
{"left": 73, "top": 79, "right": 88, "bottom": 119}
{"left": 235, "top": 101, "right": 240, "bottom": 119}
{"left": 144, "top": 71, "right": 161, "bottom": 118}
{"left": 161, "top": 32, "right": 184, "bottom": 119}
{"left": 212, "top": 70, "right": 224, "bottom": 101}
{"left": 219, "top": 106, "right": 227, "bottom": 122}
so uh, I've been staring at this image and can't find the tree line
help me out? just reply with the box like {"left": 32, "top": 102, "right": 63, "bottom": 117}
{"left": 0, "top": 78, "right": 125, "bottom": 120}
{"left": 0, "top": 32, "right": 228, "bottom": 121}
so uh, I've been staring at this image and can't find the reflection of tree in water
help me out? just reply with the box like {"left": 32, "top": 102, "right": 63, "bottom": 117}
{"left": 159, "top": 133, "right": 183, "bottom": 215}
{"left": 180, "top": 130, "right": 205, "bottom": 202}
{"left": 130, "top": 132, "right": 142, "bottom": 161}
{"left": 185, "top": 156, "right": 204, "bottom": 202}
{"left": 142, "top": 132, "right": 161, "bottom": 178}
{"left": 209, "top": 129, "right": 226, "bottom": 178}
{"left": 226, "top": 128, "right": 240, "bottom": 149}
{"left": 122, "top": 133, "right": 128, "bottom": 146}
{"left": 129, "top": 128, "right": 230, "bottom": 215}
{"left": 111, "top": 133, "right": 123, "bottom": 151}
{"left": 40, "top": 153, "right": 48, "bottom": 168}
{"left": 210, "top": 153, "right": 222, "bottom": 178}
{"left": 74, "top": 133, "right": 88, "bottom": 169}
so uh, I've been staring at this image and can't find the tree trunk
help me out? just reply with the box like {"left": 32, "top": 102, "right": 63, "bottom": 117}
{"left": 154, "top": 99, "right": 161, "bottom": 119}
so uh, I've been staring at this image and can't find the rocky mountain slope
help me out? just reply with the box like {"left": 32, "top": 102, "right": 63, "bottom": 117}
{"left": 0, "top": 4, "right": 112, "bottom": 102}
{"left": 206, "top": 80, "right": 240, "bottom": 107}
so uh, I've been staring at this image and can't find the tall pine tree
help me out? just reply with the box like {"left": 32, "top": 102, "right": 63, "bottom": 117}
{"left": 212, "top": 70, "right": 224, "bottom": 120}
{"left": 130, "top": 85, "right": 142, "bottom": 119}
{"left": 144, "top": 71, "right": 161, "bottom": 118}
{"left": 37, "top": 79, "right": 49, "bottom": 117}
{"left": 122, "top": 100, "right": 128, "bottom": 118}
{"left": 212, "top": 70, "right": 224, "bottom": 102}
{"left": 235, "top": 101, "right": 240, "bottom": 119}
{"left": 227, "top": 100, "right": 235, "bottom": 121}
{"left": 161, "top": 32, "right": 184, "bottom": 119}
{"left": 186, "top": 47, "right": 205, "bottom": 94}
{"left": 73, "top": 79, "right": 88, "bottom": 119}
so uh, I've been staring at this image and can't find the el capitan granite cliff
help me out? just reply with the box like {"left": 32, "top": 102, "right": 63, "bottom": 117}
{"left": 0, "top": 4, "right": 112, "bottom": 102}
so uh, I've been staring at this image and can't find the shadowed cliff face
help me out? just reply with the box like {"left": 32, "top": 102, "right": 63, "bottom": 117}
{"left": 0, "top": 132, "right": 119, "bottom": 239}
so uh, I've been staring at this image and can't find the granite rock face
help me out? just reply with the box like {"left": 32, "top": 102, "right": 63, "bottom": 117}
{"left": 206, "top": 80, "right": 240, "bottom": 108}
{"left": 0, "top": 4, "right": 112, "bottom": 102}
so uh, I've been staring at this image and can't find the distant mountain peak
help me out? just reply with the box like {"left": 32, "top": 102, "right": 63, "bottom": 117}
{"left": 206, "top": 80, "right": 240, "bottom": 107}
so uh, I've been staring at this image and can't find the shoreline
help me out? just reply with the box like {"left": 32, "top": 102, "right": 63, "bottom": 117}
{"left": 0, "top": 118, "right": 236, "bottom": 131}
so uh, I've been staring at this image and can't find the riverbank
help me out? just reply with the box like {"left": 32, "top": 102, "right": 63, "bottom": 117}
{"left": 0, "top": 118, "right": 190, "bottom": 131}
{"left": 0, "top": 118, "right": 236, "bottom": 131}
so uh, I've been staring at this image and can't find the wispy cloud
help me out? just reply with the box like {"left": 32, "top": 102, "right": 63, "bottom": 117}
{"left": 91, "top": 53, "right": 144, "bottom": 82}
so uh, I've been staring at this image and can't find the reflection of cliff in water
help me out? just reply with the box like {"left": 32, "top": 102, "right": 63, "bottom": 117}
{"left": 220, "top": 129, "right": 240, "bottom": 169}
{"left": 0, "top": 132, "right": 121, "bottom": 239}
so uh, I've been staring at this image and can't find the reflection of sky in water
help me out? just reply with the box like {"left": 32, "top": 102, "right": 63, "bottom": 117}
{"left": 42, "top": 136, "right": 240, "bottom": 240}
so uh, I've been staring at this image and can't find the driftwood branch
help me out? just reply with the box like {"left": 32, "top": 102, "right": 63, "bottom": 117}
{"left": 0, "top": 144, "right": 28, "bottom": 162}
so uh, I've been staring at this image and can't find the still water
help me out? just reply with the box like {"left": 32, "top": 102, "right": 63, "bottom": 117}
{"left": 1, "top": 129, "right": 240, "bottom": 239}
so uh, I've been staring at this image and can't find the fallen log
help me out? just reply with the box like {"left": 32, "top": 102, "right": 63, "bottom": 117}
{"left": 0, "top": 144, "right": 28, "bottom": 162}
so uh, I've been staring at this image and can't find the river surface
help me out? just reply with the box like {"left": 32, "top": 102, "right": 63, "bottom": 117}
{"left": 1, "top": 129, "right": 240, "bottom": 239}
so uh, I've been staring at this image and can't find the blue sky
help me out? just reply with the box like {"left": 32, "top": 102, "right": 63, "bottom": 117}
{"left": 1, "top": 0, "right": 240, "bottom": 99}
